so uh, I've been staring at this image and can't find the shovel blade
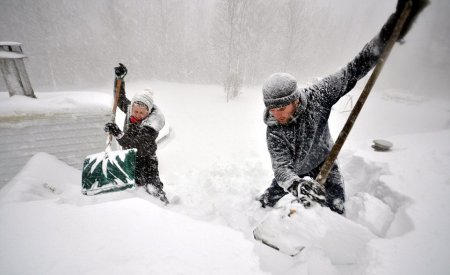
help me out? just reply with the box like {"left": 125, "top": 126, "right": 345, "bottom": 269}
{"left": 253, "top": 203, "right": 374, "bottom": 263}
{"left": 81, "top": 148, "right": 137, "bottom": 195}
{"left": 253, "top": 206, "right": 307, "bottom": 256}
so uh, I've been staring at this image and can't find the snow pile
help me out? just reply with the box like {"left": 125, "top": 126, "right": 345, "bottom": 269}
{"left": 346, "top": 192, "right": 395, "bottom": 237}
{"left": 1, "top": 82, "right": 450, "bottom": 274}
{"left": 0, "top": 153, "right": 267, "bottom": 275}
{"left": 254, "top": 201, "right": 374, "bottom": 264}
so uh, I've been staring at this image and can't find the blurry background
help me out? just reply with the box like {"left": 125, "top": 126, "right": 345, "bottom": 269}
{"left": 0, "top": 0, "right": 448, "bottom": 99}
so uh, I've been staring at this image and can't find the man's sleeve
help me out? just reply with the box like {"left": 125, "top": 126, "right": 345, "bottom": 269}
{"left": 312, "top": 12, "right": 399, "bottom": 107}
{"left": 267, "top": 128, "right": 300, "bottom": 190}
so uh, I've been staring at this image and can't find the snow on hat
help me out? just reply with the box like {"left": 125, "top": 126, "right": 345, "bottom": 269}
{"left": 132, "top": 88, "right": 154, "bottom": 111}
{"left": 262, "top": 73, "right": 300, "bottom": 109}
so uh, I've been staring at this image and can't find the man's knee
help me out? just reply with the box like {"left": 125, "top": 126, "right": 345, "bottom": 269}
{"left": 258, "top": 179, "right": 288, "bottom": 208}
{"left": 325, "top": 164, "right": 345, "bottom": 214}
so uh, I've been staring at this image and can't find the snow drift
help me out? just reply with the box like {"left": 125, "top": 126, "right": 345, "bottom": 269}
{"left": 1, "top": 82, "right": 449, "bottom": 274}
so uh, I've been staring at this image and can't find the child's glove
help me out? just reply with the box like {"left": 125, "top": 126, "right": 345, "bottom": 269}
{"left": 104, "top": 122, "right": 123, "bottom": 138}
{"left": 114, "top": 63, "right": 127, "bottom": 79}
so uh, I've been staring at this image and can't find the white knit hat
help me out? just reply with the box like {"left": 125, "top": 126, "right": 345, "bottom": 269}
{"left": 131, "top": 88, "right": 154, "bottom": 111}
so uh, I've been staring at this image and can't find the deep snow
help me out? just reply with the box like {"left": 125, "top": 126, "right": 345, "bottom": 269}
{"left": 0, "top": 81, "right": 449, "bottom": 274}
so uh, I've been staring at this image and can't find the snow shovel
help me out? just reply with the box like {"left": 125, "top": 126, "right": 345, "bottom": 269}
{"left": 81, "top": 64, "right": 137, "bottom": 195}
{"left": 253, "top": 2, "right": 414, "bottom": 256}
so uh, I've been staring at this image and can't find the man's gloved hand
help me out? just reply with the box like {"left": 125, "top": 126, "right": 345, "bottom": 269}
{"left": 287, "top": 180, "right": 301, "bottom": 197}
{"left": 288, "top": 177, "right": 327, "bottom": 207}
{"left": 395, "top": 0, "right": 430, "bottom": 41}
{"left": 114, "top": 63, "right": 127, "bottom": 79}
{"left": 104, "top": 122, "right": 123, "bottom": 138}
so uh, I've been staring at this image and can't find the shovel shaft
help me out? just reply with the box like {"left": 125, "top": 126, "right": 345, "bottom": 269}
{"left": 316, "top": 2, "right": 412, "bottom": 185}
{"left": 111, "top": 78, "right": 122, "bottom": 123}
{"left": 107, "top": 78, "right": 123, "bottom": 147}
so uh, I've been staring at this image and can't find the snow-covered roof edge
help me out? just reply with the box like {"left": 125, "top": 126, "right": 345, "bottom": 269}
{"left": 0, "top": 41, "right": 22, "bottom": 46}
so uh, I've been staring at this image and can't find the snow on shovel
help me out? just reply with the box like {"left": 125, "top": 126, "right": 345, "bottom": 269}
{"left": 81, "top": 64, "right": 137, "bottom": 195}
{"left": 81, "top": 148, "right": 136, "bottom": 195}
{"left": 253, "top": 2, "right": 414, "bottom": 256}
{"left": 253, "top": 201, "right": 374, "bottom": 262}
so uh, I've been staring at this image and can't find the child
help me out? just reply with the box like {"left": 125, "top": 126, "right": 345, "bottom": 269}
{"left": 105, "top": 77, "right": 169, "bottom": 204}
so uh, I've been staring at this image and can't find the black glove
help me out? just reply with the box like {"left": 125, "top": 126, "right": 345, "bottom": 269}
{"left": 104, "top": 122, "right": 123, "bottom": 137}
{"left": 288, "top": 178, "right": 327, "bottom": 207}
{"left": 114, "top": 63, "right": 127, "bottom": 79}
{"left": 395, "top": 0, "right": 430, "bottom": 41}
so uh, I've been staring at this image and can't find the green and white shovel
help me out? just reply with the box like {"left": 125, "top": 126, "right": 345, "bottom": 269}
{"left": 81, "top": 65, "right": 137, "bottom": 195}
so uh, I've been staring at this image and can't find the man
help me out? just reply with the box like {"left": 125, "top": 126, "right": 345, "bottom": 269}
{"left": 258, "top": 0, "right": 428, "bottom": 214}
{"left": 105, "top": 64, "right": 169, "bottom": 204}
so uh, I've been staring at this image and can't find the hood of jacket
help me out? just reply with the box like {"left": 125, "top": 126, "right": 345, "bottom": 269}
{"left": 125, "top": 104, "right": 165, "bottom": 132}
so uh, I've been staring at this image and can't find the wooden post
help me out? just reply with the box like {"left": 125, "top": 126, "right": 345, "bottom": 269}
{"left": 0, "top": 42, "right": 36, "bottom": 98}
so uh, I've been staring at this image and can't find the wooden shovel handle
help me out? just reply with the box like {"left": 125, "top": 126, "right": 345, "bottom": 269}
{"left": 315, "top": 1, "right": 413, "bottom": 185}
{"left": 111, "top": 78, "right": 122, "bottom": 122}
{"left": 107, "top": 78, "right": 123, "bottom": 146}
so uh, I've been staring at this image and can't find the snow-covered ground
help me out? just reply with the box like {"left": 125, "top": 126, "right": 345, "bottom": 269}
{"left": 0, "top": 81, "right": 449, "bottom": 274}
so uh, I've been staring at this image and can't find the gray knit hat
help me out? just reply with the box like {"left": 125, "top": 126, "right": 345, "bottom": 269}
{"left": 262, "top": 73, "right": 300, "bottom": 109}
{"left": 131, "top": 89, "right": 154, "bottom": 111}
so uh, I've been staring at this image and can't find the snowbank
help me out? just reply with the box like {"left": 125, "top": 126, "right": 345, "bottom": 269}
{"left": 0, "top": 153, "right": 267, "bottom": 275}
{"left": 1, "top": 82, "right": 450, "bottom": 274}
